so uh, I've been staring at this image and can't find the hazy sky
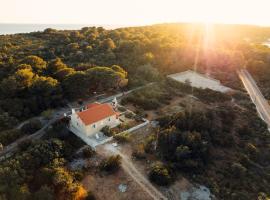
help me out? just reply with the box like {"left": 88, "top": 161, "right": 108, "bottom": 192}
{"left": 1, "top": 0, "right": 270, "bottom": 26}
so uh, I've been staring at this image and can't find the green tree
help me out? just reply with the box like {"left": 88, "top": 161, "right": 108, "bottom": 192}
{"left": 30, "top": 76, "right": 62, "bottom": 109}
{"left": 47, "top": 58, "right": 69, "bottom": 75}
{"left": 32, "top": 186, "right": 54, "bottom": 200}
{"left": 149, "top": 162, "right": 172, "bottom": 186}
{"left": 22, "top": 55, "right": 47, "bottom": 74}
{"left": 0, "top": 112, "right": 18, "bottom": 131}
{"left": 99, "top": 155, "right": 121, "bottom": 173}
{"left": 62, "top": 71, "right": 89, "bottom": 99}
{"left": 14, "top": 68, "right": 35, "bottom": 89}
{"left": 101, "top": 38, "right": 116, "bottom": 50}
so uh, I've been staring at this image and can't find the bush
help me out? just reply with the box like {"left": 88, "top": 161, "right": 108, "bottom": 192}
{"left": 117, "top": 106, "right": 127, "bottom": 112}
{"left": 73, "top": 171, "right": 84, "bottom": 181}
{"left": 82, "top": 146, "right": 95, "bottom": 158}
{"left": 231, "top": 162, "right": 247, "bottom": 178}
{"left": 113, "top": 132, "right": 130, "bottom": 143}
{"left": 132, "top": 144, "right": 146, "bottom": 159}
{"left": 41, "top": 109, "right": 54, "bottom": 120}
{"left": 101, "top": 126, "right": 114, "bottom": 137}
{"left": 21, "top": 119, "right": 42, "bottom": 135}
{"left": 99, "top": 155, "right": 121, "bottom": 173}
{"left": 0, "top": 129, "right": 22, "bottom": 146}
{"left": 246, "top": 143, "right": 258, "bottom": 155}
{"left": 149, "top": 162, "right": 172, "bottom": 186}
{"left": 85, "top": 192, "right": 96, "bottom": 200}
{"left": 124, "top": 111, "right": 134, "bottom": 119}
{"left": 144, "top": 135, "right": 156, "bottom": 153}
{"left": 18, "top": 139, "right": 33, "bottom": 151}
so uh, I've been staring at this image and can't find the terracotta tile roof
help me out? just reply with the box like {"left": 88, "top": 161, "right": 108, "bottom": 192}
{"left": 77, "top": 103, "right": 117, "bottom": 125}
{"left": 86, "top": 102, "right": 100, "bottom": 109}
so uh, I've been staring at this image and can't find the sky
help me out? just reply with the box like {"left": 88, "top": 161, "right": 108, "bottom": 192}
{"left": 1, "top": 0, "right": 270, "bottom": 26}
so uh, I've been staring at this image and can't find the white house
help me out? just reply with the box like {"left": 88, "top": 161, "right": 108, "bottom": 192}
{"left": 70, "top": 102, "right": 120, "bottom": 137}
{"left": 167, "top": 70, "right": 231, "bottom": 93}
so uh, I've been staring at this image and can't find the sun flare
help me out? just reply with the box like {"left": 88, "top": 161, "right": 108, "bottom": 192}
{"left": 1, "top": 0, "right": 270, "bottom": 26}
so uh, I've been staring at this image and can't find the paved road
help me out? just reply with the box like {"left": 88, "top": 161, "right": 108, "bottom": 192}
{"left": 238, "top": 69, "right": 270, "bottom": 127}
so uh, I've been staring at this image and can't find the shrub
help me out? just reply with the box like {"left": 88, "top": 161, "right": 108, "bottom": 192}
{"left": 231, "top": 162, "right": 247, "bottom": 178}
{"left": 246, "top": 143, "right": 258, "bottom": 155}
{"left": 144, "top": 135, "right": 156, "bottom": 153}
{"left": 82, "top": 146, "right": 95, "bottom": 158}
{"left": 0, "top": 129, "right": 22, "bottom": 146}
{"left": 113, "top": 132, "right": 130, "bottom": 143}
{"left": 73, "top": 171, "right": 84, "bottom": 181}
{"left": 175, "top": 145, "right": 192, "bottom": 160}
{"left": 149, "top": 162, "right": 172, "bottom": 186}
{"left": 41, "top": 109, "right": 54, "bottom": 120}
{"left": 99, "top": 155, "right": 121, "bottom": 173}
{"left": 132, "top": 144, "right": 146, "bottom": 159}
{"left": 85, "top": 192, "right": 96, "bottom": 200}
{"left": 117, "top": 106, "right": 127, "bottom": 112}
{"left": 18, "top": 139, "right": 33, "bottom": 151}
{"left": 21, "top": 119, "right": 42, "bottom": 135}
{"left": 117, "top": 123, "right": 131, "bottom": 130}
{"left": 101, "top": 126, "right": 114, "bottom": 137}
{"left": 257, "top": 192, "right": 270, "bottom": 200}
{"left": 124, "top": 111, "right": 134, "bottom": 119}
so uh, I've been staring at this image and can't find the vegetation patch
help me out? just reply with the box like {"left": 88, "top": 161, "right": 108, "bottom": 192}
{"left": 99, "top": 155, "right": 122, "bottom": 174}
{"left": 113, "top": 131, "right": 130, "bottom": 143}
{"left": 149, "top": 162, "right": 173, "bottom": 186}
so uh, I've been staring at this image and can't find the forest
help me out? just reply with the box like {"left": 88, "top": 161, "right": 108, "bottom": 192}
{"left": 0, "top": 23, "right": 270, "bottom": 125}
{"left": 0, "top": 23, "right": 270, "bottom": 199}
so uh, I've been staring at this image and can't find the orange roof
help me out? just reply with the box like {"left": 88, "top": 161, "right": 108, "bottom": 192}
{"left": 77, "top": 103, "right": 117, "bottom": 125}
{"left": 86, "top": 102, "right": 100, "bottom": 109}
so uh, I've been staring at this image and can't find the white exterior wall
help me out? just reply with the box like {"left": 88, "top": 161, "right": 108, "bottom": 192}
{"left": 85, "top": 115, "right": 120, "bottom": 137}
{"left": 70, "top": 113, "right": 120, "bottom": 137}
{"left": 70, "top": 113, "right": 87, "bottom": 135}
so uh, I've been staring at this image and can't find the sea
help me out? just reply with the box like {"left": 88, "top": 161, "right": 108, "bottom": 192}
{"left": 0, "top": 24, "right": 125, "bottom": 35}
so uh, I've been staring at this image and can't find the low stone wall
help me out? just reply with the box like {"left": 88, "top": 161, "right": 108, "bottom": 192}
{"left": 124, "top": 119, "right": 149, "bottom": 133}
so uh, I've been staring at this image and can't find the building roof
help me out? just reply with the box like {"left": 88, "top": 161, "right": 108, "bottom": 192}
{"left": 86, "top": 102, "right": 101, "bottom": 109}
{"left": 77, "top": 103, "right": 117, "bottom": 125}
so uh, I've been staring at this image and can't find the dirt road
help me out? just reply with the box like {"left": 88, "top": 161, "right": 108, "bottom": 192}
{"left": 100, "top": 143, "right": 168, "bottom": 200}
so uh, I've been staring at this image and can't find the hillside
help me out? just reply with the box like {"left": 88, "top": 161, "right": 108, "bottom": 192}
{"left": 0, "top": 23, "right": 270, "bottom": 200}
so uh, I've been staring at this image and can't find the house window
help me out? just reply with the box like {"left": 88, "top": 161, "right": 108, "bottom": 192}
{"left": 93, "top": 124, "right": 96, "bottom": 128}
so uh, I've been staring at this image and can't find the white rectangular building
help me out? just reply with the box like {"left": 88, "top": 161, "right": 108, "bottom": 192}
{"left": 70, "top": 102, "right": 120, "bottom": 137}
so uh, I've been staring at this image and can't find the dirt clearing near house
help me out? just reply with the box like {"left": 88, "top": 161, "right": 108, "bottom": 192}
{"left": 82, "top": 169, "right": 153, "bottom": 200}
